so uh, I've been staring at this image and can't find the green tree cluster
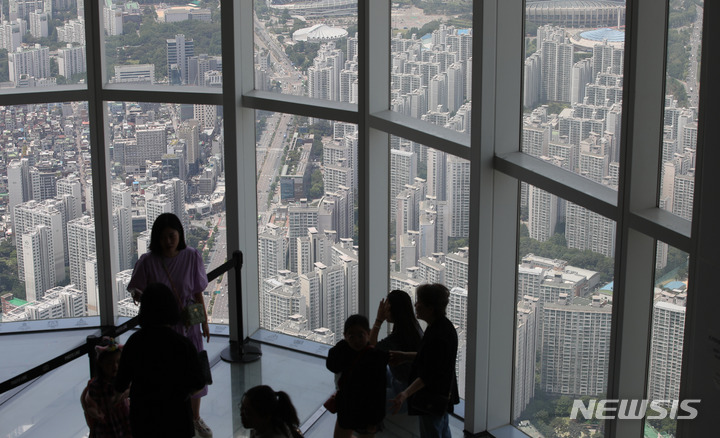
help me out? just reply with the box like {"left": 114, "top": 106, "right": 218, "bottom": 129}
{"left": 308, "top": 167, "right": 324, "bottom": 199}
{"left": 105, "top": 4, "right": 221, "bottom": 81}
{"left": 410, "top": 0, "right": 472, "bottom": 16}
{"left": 666, "top": 29, "right": 690, "bottom": 81}
{"left": 0, "top": 240, "right": 24, "bottom": 300}
{"left": 284, "top": 42, "right": 319, "bottom": 71}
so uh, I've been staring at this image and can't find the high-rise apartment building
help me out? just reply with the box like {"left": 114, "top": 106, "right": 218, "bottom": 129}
{"left": 57, "top": 44, "right": 86, "bottom": 79}
{"left": 541, "top": 295, "right": 612, "bottom": 396}
{"left": 527, "top": 184, "right": 558, "bottom": 242}
{"left": 308, "top": 42, "right": 344, "bottom": 101}
{"left": 390, "top": 148, "right": 417, "bottom": 217}
{"left": 514, "top": 296, "right": 538, "bottom": 420}
{"left": 8, "top": 44, "right": 50, "bottom": 84}
{"left": 648, "top": 291, "right": 687, "bottom": 403}
{"left": 28, "top": 10, "right": 49, "bottom": 38}
{"left": 112, "top": 184, "right": 133, "bottom": 271}
{"left": 0, "top": 19, "right": 25, "bottom": 52}
{"left": 287, "top": 200, "right": 319, "bottom": 272}
{"left": 262, "top": 273, "right": 306, "bottom": 331}
{"left": 565, "top": 201, "right": 616, "bottom": 258}
{"left": 14, "top": 200, "right": 66, "bottom": 289}
{"left": 167, "top": 34, "right": 194, "bottom": 85}
{"left": 135, "top": 125, "right": 167, "bottom": 164}
{"left": 258, "top": 223, "right": 287, "bottom": 282}
{"left": 538, "top": 26, "right": 573, "bottom": 103}
{"left": 445, "top": 247, "right": 469, "bottom": 290}
{"left": 446, "top": 155, "right": 470, "bottom": 238}
{"left": 67, "top": 216, "right": 96, "bottom": 295}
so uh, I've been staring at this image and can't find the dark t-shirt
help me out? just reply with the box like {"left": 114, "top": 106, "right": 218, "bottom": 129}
{"left": 115, "top": 326, "right": 205, "bottom": 438}
{"left": 326, "top": 340, "right": 389, "bottom": 430}
{"left": 376, "top": 328, "right": 422, "bottom": 385}
{"left": 409, "top": 316, "right": 459, "bottom": 415}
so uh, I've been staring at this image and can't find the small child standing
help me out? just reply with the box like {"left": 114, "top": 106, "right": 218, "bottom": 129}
{"left": 326, "top": 314, "right": 389, "bottom": 438}
{"left": 81, "top": 337, "right": 132, "bottom": 438}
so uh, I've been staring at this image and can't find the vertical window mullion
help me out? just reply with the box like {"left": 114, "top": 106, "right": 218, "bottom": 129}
{"left": 85, "top": 0, "right": 115, "bottom": 325}
{"left": 360, "top": 0, "right": 390, "bottom": 316}
{"left": 225, "top": 0, "right": 260, "bottom": 341}
{"left": 611, "top": 0, "right": 669, "bottom": 436}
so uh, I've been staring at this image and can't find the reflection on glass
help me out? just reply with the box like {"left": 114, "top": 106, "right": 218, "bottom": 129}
{"left": 514, "top": 184, "right": 616, "bottom": 437}
{"left": 522, "top": 3, "right": 626, "bottom": 189}
{"left": 390, "top": 3, "right": 473, "bottom": 135}
{"left": 256, "top": 112, "right": 358, "bottom": 344}
{"left": 104, "top": 1, "right": 222, "bottom": 87}
{"left": 0, "top": 103, "right": 94, "bottom": 321}
{"left": 646, "top": 243, "right": 689, "bottom": 437}
{"left": 659, "top": 1, "right": 702, "bottom": 223}
{"left": 388, "top": 139, "right": 469, "bottom": 399}
{"left": 2, "top": 1, "right": 87, "bottom": 87}
{"left": 107, "top": 102, "right": 226, "bottom": 323}
{"left": 253, "top": 1, "right": 358, "bottom": 99}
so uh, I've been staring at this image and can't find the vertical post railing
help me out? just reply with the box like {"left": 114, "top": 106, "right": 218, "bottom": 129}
{"left": 220, "top": 250, "right": 261, "bottom": 362}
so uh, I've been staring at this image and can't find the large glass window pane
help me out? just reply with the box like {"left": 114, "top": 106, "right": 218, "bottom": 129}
{"left": 390, "top": 3, "right": 473, "bottom": 135}
{"left": 646, "top": 242, "right": 690, "bottom": 437}
{"left": 253, "top": 1, "right": 358, "bottom": 99}
{"left": 0, "top": 102, "right": 96, "bottom": 322}
{"left": 108, "top": 102, "right": 225, "bottom": 323}
{"left": 389, "top": 139, "right": 469, "bottom": 400}
{"left": 257, "top": 112, "right": 358, "bottom": 345}
{"left": 1, "top": 1, "right": 86, "bottom": 88}
{"left": 514, "top": 183, "right": 616, "bottom": 438}
{"left": 659, "top": 2, "right": 702, "bottom": 223}
{"left": 103, "top": 1, "right": 222, "bottom": 88}
{"left": 522, "top": 2, "right": 626, "bottom": 189}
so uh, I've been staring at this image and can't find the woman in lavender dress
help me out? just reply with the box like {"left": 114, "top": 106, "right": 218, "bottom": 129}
{"left": 128, "top": 212, "right": 212, "bottom": 438}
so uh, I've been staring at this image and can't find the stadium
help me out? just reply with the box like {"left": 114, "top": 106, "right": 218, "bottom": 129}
{"left": 526, "top": 1, "right": 626, "bottom": 29}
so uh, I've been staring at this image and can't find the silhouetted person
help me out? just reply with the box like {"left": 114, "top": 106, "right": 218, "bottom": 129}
{"left": 115, "top": 283, "right": 205, "bottom": 438}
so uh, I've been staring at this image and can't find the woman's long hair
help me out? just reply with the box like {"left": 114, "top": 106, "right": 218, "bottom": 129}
{"left": 387, "top": 289, "right": 423, "bottom": 346}
{"left": 148, "top": 212, "right": 187, "bottom": 254}
{"left": 243, "top": 385, "right": 300, "bottom": 435}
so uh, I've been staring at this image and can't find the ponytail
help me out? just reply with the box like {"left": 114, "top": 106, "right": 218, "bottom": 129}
{"left": 275, "top": 391, "right": 300, "bottom": 429}
{"left": 243, "top": 385, "right": 303, "bottom": 436}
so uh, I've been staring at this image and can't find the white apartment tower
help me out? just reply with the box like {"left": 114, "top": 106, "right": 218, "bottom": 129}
{"left": 445, "top": 247, "right": 469, "bottom": 290}
{"left": 648, "top": 293, "right": 687, "bottom": 402}
{"left": 8, "top": 44, "right": 50, "bottom": 84}
{"left": 448, "top": 286, "right": 467, "bottom": 332}
{"left": 167, "top": 34, "right": 194, "bottom": 85}
{"left": 565, "top": 201, "right": 616, "bottom": 258}
{"left": 0, "top": 19, "right": 26, "bottom": 52}
{"left": 539, "top": 26, "right": 573, "bottom": 103}
{"left": 103, "top": 2, "right": 123, "bottom": 36}
{"left": 28, "top": 10, "right": 48, "bottom": 38}
{"left": 541, "top": 295, "right": 612, "bottom": 396}
{"left": 8, "top": 158, "right": 31, "bottom": 228}
{"left": 262, "top": 274, "right": 306, "bottom": 331}
{"left": 258, "top": 223, "right": 287, "bottom": 282}
{"left": 14, "top": 200, "right": 66, "bottom": 287}
{"left": 308, "top": 42, "right": 344, "bottom": 101}
{"left": 287, "top": 200, "right": 319, "bottom": 272}
{"left": 112, "top": 184, "right": 133, "bottom": 271}
{"left": 67, "top": 216, "right": 96, "bottom": 294}
{"left": 446, "top": 155, "right": 470, "bottom": 238}
{"left": 21, "top": 225, "right": 55, "bottom": 302}
{"left": 390, "top": 148, "right": 417, "bottom": 217}
{"left": 528, "top": 184, "right": 558, "bottom": 242}
{"left": 57, "top": 44, "right": 86, "bottom": 79}
{"left": 514, "top": 296, "right": 539, "bottom": 420}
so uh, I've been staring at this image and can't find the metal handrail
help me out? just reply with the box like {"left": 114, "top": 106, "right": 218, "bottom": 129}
{"left": 0, "top": 251, "right": 244, "bottom": 395}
